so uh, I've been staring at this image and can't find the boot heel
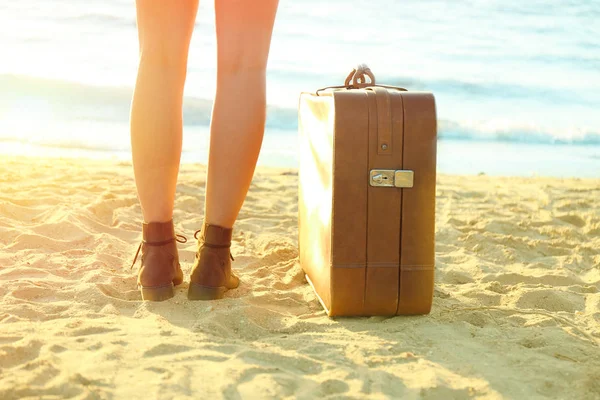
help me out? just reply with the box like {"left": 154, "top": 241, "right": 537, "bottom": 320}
{"left": 140, "top": 284, "right": 175, "bottom": 301}
{"left": 188, "top": 283, "right": 227, "bottom": 300}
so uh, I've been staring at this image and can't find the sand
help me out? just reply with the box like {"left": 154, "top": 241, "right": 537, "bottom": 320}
{"left": 0, "top": 155, "right": 599, "bottom": 399}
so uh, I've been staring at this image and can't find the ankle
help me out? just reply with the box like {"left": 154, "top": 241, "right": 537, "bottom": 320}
{"left": 142, "top": 219, "right": 176, "bottom": 242}
{"left": 196, "top": 222, "right": 233, "bottom": 246}
{"left": 203, "top": 220, "right": 234, "bottom": 230}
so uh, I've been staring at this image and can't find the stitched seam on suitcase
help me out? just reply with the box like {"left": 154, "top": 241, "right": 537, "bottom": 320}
{"left": 330, "top": 264, "right": 433, "bottom": 269}
{"left": 399, "top": 91, "right": 405, "bottom": 311}
{"left": 363, "top": 91, "right": 371, "bottom": 313}
{"left": 367, "top": 262, "right": 400, "bottom": 268}
{"left": 401, "top": 265, "right": 434, "bottom": 271}
{"left": 332, "top": 264, "right": 366, "bottom": 268}
{"left": 396, "top": 91, "right": 405, "bottom": 315}
{"left": 363, "top": 263, "right": 434, "bottom": 269}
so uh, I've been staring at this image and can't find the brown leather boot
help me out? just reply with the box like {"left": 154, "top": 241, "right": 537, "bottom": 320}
{"left": 188, "top": 223, "right": 240, "bottom": 300}
{"left": 131, "top": 219, "right": 185, "bottom": 301}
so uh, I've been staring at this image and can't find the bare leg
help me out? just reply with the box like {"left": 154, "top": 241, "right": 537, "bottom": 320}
{"left": 204, "top": 0, "right": 280, "bottom": 228}
{"left": 130, "top": 0, "right": 199, "bottom": 223}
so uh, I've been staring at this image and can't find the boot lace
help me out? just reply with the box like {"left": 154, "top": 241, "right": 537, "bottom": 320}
{"left": 130, "top": 234, "right": 188, "bottom": 270}
{"left": 194, "top": 229, "right": 235, "bottom": 261}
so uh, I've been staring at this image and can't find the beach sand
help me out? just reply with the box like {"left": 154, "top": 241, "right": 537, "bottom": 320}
{"left": 0, "top": 155, "right": 599, "bottom": 399}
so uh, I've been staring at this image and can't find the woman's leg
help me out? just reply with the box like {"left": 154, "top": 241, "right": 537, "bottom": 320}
{"left": 130, "top": 0, "right": 199, "bottom": 223}
{"left": 204, "top": 0, "right": 280, "bottom": 228}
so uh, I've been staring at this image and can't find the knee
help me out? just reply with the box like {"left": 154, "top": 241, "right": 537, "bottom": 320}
{"left": 217, "top": 52, "right": 269, "bottom": 77}
{"left": 217, "top": 63, "right": 268, "bottom": 81}
{"left": 138, "top": 42, "right": 189, "bottom": 73}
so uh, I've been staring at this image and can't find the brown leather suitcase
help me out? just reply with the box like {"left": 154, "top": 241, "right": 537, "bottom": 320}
{"left": 298, "top": 65, "right": 437, "bottom": 317}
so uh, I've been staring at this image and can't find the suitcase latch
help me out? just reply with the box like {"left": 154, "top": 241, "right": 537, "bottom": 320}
{"left": 369, "top": 170, "right": 414, "bottom": 188}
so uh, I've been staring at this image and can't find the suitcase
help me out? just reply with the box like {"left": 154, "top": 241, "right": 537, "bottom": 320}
{"left": 298, "top": 65, "right": 437, "bottom": 317}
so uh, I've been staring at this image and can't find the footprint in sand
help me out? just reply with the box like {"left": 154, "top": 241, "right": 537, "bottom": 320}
{"left": 0, "top": 339, "right": 43, "bottom": 368}
{"left": 143, "top": 343, "right": 194, "bottom": 358}
{"left": 512, "top": 289, "right": 585, "bottom": 313}
{"left": 557, "top": 214, "right": 586, "bottom": 228}
{"left": 69, "top": 326, "right": 120, "bottom": 337}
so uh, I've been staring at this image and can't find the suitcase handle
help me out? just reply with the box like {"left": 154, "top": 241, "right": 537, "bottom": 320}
{"left": 344, "top": 63, "right": 376, "bottom": 87}
{"left": 316, "top": 64, "right": 408, "bottom": 95}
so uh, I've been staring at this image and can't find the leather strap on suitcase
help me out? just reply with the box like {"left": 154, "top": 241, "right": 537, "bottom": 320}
{"left": 363, "top": 87, "right": 402, "bottom": 315}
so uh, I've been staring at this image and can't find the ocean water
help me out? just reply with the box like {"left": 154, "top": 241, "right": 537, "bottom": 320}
{"left": 1, "top": 0, "right": 599, "bottom": 177}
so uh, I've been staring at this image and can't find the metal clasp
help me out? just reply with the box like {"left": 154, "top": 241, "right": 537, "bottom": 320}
{"left": 369, "top": 170, "right": 414, "bottom": 188}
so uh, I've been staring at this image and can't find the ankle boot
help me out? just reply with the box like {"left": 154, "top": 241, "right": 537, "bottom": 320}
{"left": 188, "top": 223, "right": 239, "bottom": 300}
{"left": 131, "top": 219, "right": 185, "bottom": 301}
